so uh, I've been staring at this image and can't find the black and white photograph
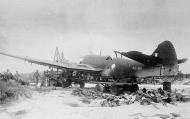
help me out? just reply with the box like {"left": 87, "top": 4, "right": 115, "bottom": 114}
{"left": 0, "top": 0, "right": 190, "bottom": 119}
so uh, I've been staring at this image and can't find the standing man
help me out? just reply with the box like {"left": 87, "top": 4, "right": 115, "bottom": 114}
{"left": 14, "top": 71, "right": 21, "bottom": 81}
{"left": 43, "top": 70, "right": 49, "bottom": 87}
{"left": 5, "top": 69, "right": 14, "bottom": 81}
{"left": 33, "top": 69, "right": 40, "bottom": 88}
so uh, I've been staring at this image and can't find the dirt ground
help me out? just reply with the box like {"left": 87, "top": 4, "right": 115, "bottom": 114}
{"left": 0, "top": 84, "right": 190, "bottom": 119}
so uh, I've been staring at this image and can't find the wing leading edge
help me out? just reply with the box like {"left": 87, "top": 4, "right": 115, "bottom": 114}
{"left": 0, "top": 51, "right": 102, "bottom": 72}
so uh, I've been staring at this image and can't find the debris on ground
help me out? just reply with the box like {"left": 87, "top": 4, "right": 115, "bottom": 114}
{"left": 72, "top": 87, "right": 189, "bottom": 107}
{"left": 72, "top": 88, "right": 104, "bottom": 99}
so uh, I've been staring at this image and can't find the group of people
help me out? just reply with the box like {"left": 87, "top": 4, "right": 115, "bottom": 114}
{"left": 0, "top": 68, "right": 96, "bottom": 88}
{"left": 34, "top": 69, "right": 51, "bottom": 87}
{"left": 0, "top": 69, "right": 21, "bottom": 82}
{"left": 0, "top": 69, "right": 41, "bottom": 87}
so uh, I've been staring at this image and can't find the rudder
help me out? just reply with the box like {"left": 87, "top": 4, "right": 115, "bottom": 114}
{"left": 152, "top": 40, "right": 177, "bottom": 65}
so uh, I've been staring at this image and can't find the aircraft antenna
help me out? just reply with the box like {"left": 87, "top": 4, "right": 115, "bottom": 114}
{"left": 53, "top": 47, "right": 61, "bottom": 62}
{"left": 60, "top": 52, "right": 64, "bottom": 61}
{"left": 114, "top": 51, "right": 118, "bottom": 58}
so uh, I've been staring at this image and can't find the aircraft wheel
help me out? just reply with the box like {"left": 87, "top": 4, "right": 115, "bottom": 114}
{"left": 79, "top": 82, "right": 85, "bottom": 88}
{"left": 62, "top": 78, "right": 72, "bottom": 88}
{"left": 103, "top": 84, "right": 110, "bottom": 93}
{"left": 132, "top": 84, "right": 139, "bottom": 92}
{"left": 127, "top": 84, "right": 139, "bottom": 92}
{"left": 110, "top": 85, "right": 119, "bottom": 95}
{"left": 95, "top": 84, "right": 104, "bottom": 92}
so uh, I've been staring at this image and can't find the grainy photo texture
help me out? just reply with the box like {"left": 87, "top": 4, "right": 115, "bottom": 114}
{"left": 0, "top": 0, "right": 190, "bottom": 119}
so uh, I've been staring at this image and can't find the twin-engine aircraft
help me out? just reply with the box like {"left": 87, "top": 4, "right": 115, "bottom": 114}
{"left": 0, "top": 40, "right": 187, "bottom": 94}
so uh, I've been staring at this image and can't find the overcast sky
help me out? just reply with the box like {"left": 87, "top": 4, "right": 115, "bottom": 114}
{"left": 0, "top": 0, "right": 190, "bottom": 73}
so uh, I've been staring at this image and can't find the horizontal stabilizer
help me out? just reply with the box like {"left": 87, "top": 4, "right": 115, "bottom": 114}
{"left": 117, "top": 51, "right": 160, "bottom": 66}
{"left": 177, "top": 58, "right": 187, "bottom": 64}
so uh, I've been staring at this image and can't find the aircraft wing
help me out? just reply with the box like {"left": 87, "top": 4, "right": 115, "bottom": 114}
{"left": 0, "top": 51, "right": 103, "bottom": 72}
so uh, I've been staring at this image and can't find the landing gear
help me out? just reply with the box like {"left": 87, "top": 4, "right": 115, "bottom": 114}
{"left": 132, "top": 84, "right": 139, "bottom": 92}
{"left": 79, "top": 82, "right": 85, "bottom": 88}
{"left": 110, "top": 85, "right": 119, "bottom": 95}
{"left": 94, "top": 82, "right": 139, "bottom": 95}
{"left": 109, "top": 83, "right": 139, "bottom": 95}
{"left": 103, "top": 84, "right": 110, "bottom": 92}
{"left": 95, "top": 84, "right": 105, "bottom": 92}
{"left": 123, "top": 84, "right": 139, "bottom": 92}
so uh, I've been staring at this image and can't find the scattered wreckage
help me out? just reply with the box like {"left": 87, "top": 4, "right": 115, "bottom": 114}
{"left": 72, "top": 87, "right": 190, "bottom": 107}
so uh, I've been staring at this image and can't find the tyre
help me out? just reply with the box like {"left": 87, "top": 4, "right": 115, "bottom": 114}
{"left": 79, "top": 82, "right": 85, "bottom": 88}
{"left": 62, "top": 78, "right": 72, "bottom": 88}
{"left": 95, "top": 84, "right": 104, "bottom": 92}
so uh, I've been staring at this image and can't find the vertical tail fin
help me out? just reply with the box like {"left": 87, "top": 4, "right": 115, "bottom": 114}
{"left": 152, "top": 40, "right": 177, "bottom": 65}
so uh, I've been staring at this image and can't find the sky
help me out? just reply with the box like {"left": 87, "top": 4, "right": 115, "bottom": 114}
{"left": 0, "top": 0, "right": 190, "bottom": 73}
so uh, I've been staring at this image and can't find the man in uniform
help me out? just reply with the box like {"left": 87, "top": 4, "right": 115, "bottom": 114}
{"left": 43, "top": 70, "right": 49, "bottom": 87}
{"left": 14, "top": 71, "right": 21, "bottom": 81}
{"left": 33, "top": 69, "right": 40, "bottom": 87}
{"left": 4, "top": 69, "right": 14, "bottom": 81}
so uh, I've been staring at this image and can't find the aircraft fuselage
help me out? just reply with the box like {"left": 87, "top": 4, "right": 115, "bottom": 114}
{"left": 81, "top": 55, "right": 179, "bottom": 80}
